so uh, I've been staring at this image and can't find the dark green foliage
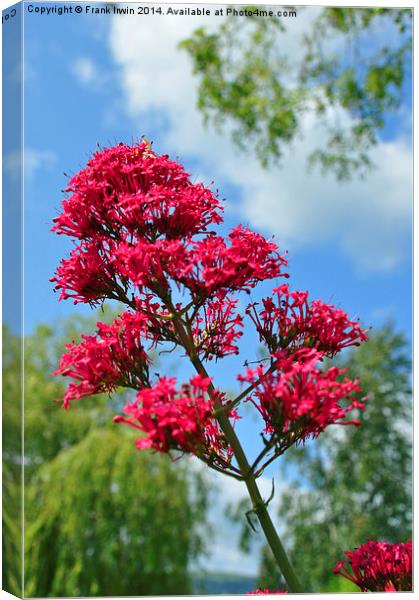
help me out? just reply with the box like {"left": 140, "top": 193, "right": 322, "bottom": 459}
{"left": 180, "top": 7, "right": 412, "bottom": 179}
{"left": 3, "top": 315, "right": 210, "bottom": 597}
{"left": 257, "top": 324, "right": 412, "bottom": 592}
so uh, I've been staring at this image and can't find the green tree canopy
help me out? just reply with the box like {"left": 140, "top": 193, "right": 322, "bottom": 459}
{"left": 3, "top": 315, "right": 210, "bottom": 597}
{"left": 25, "top": 429, "right": 207, "bottom": 597}
{"left": 3, "top": 326, "right": 26, "bottom": 594}
{"left": 257, "top": 324, "right": 412, "bottom": 592}
{"left": 181, "top": 7, "right": 412, "bottom": 180}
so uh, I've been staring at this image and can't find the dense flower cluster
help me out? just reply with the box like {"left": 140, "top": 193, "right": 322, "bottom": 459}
{"left": 51, "top": 142, "right": 287, "bottom": 308}
{"left": 181, "top": 226, "right": 287, "bottom": 300}
{"left": 51, "top": 240, "right": 124, "bottom": 304}
{"left": 238, "top": 348, "right": 365, "bottom": 451}
{"left": 52, "top": 141, "right": 223, "bottom": 241}
{"left": 334, "top": 540, "right": 412, "bottom": 592}
{"left": 54, "top": 312, "right": 151, "bottom": 408}
{"left": 112, "top": 225, "right": 287, "bottom": 301}
{"left": 114, "top": 375, "right": 234, "bottom": 467}
{"left": 247, "top": 284, "right": 368, "bottom": 356}
{"left": 192, "top": 295, "right": 243, "bottom": 360}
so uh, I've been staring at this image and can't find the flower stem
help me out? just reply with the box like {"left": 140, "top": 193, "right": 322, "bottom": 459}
{"left": 166, "top": 303, "right": 303, "bottom": 593}
{"left": 210, "top": 392, "right": 304, "bottom": 593}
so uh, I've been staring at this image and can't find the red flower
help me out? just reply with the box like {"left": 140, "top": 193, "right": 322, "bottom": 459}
{"left": 114, "top": 375, "right": 234, "bottom": 467}
{"left": 238, "top": 348, "right": 365, "bottom": 451}
{"left": 114, "top": 237, "right": 185, "bottom": 292}
{"left": 334, "top": 540, "right": 412, "bottom": 592}
{"left": 181, "top": 226, "right": 287, "bottom": 300}
{"left": 50, "top": 239, "right": 125, "bottom": 306}
{"left": 246, "top": 284, "right": 368, "bottom": 356}
{"left": 52, "top": 140, "right": 223, "bottom": 241}
{"left": 133, "top": 294, "right": 177, "bottom": 347}
{"left": 114, "top": 226, "right": 287, "bottom": 302}
{"left": 192, "top": 295, "right": 243, "bottom": 360}
{"left": 54, "top": 312, "right": 151, "bottom": 408}
{"left": 52, "top": 143, "right": 287, "bottom": 307}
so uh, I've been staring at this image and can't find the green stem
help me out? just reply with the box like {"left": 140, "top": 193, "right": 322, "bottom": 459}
{"left": 166, "top": 302, "right": 303, "bottom": 593}
{"left": 214, "top": 404, "right": 303, "bottom": 593}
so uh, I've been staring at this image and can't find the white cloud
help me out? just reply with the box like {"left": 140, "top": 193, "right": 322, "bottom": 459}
{"left": 73, "top": 57, "right": 96, "bottom": 84}
{"left": 4, "top": 148, "right": 57, "bottom": 180}
{"left": 71, "top": 56, "right": 109, "bottom": 90}
{"left": 236, "top": 124, "right": 412, "bottom": 272}
{"left": 108, "top": 9, "right": 412, "bottom": 272}
{"left": 25, "top": 148, "right": 57, "bottom": 178}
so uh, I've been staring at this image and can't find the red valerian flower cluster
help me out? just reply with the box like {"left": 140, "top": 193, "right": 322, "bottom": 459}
{"left": 192, "top": 295, "right": 243, "bottom": 360}
{"left": 52, "top": 141, "right": 223, "bottom": 241}
{"left": 51, "top": 141, "right": 287, "bottom": 307}
{"left": 114, "top": 375, "right": 234, "bottom": 468}
{"left": 237, "top": 283, "right": 368, "bottom": 457}
{"left": 53, "top": 312, "right": 151, "bottom": 408}
{"left": 52, "top": 140, "right": 367, "bottom": 474}
{"left": 246, "top": 284, "right": 368, "bottom": 357}
{"left": 180, "top": 226, "right": 287, "bottom": 300}
{"left": 238, "top": 348, "right": 365, "bottom": 452}
{"left": 52, "top": 240, "right": 123, "bottom": 304}
{"left": 334, "top": 540, "right": 412, "bottom": 592}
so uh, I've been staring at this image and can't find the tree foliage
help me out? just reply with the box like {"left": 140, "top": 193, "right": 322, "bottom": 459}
{"left": 180, "top": 7, "right": 412, "bottom": 179}
{"left": 257, "top": 324, "right": 412, "bottom": 592}
{"left": 3, "top": 327, "right": 24, "bottom": 595}
{"left": 25, "top": 429, "right": 207, "bottom": 597}
{"left": 2, "top": 316, "right": 210, "bottom": 597}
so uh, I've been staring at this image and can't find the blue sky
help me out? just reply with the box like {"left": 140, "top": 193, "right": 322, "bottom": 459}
{"left": 9, "top": 2, "right": 413, "bottom": 575}
{"left": 3, "top": 1, "right": 22, "bottom": 333}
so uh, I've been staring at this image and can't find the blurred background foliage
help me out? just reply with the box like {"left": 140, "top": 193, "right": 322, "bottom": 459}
{"left": 232, "top": 324, "right": 411, "bottom": 592}
{"left": 181, "top": 6, "right": 412, "bottom": 180}
{"left": 2, "top": 328, "right": 23, "bottom": 595}
{"left": 3, "top": 311, "right": 210, "bottom": 597}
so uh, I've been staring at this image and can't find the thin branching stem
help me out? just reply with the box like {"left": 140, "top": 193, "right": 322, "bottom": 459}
{"left": 161, "top": 293, "right": 303, "bottom": 593}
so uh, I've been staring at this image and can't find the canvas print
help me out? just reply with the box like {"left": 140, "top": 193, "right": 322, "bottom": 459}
{"left": 2, "top": 2, "right": 413, "bottom": 597}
